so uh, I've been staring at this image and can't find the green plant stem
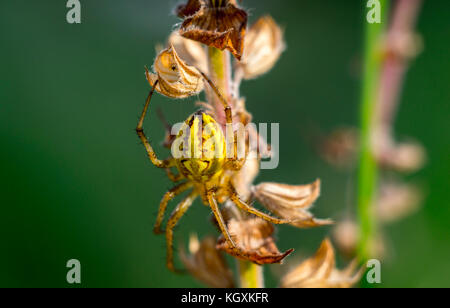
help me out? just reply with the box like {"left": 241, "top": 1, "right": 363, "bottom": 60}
{"left": 206, "top": 46, "right": 263, "bottom": 288}
{"left": 207, "top": 47, "right": 232, "bottom": 124}
{"left": 357, "top": 0, "right": 389, "bottom": 264}
{"left": 237, "top": 260, "right": 264, "bottom": 288}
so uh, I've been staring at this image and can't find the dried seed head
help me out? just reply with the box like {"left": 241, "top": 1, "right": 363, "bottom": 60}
{"left": 146, "top": 45, "right": 204, "bottom": 98}
{"left": 280, "top": 239, "right": 363, "bottom": 288}
{"left": 376, "top": 181, "right": 423, "bottom": 224}
{"left": 237, "top": 16, "right": 285, "bottom": 80}
{"left": 332, "top": 219, "right": 359, "bottom": 257}
{"left": 332, "top": 219, "right": 386, "bottom": 260}
{"left": 180, "top": 234, "right": 235, "bottom": 288}
{"left": 216, "top": 218, "right": 294, "bottom": 265}
{"left": 377, "top": 141, "right": 426, "bottom": 173}
{"left": 177, "top": 0, "right": 248, "bottom": 60}
{"left": 251, "top": 179, "right": 333, "bottom": 228}
{"left": 168, "top": 31, "right": 208, "bottom": 73}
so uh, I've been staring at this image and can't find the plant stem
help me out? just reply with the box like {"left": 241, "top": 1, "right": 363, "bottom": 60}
{"left": 357, "top": 0, "right": 389, "bottom": 263}
{"left": 206, "top": 47, "right": 232, "bottom": 126}
{"left": 206, "top": 46, "right": 263, "bottom": 288}
{"left": 237, "top": 260, "right": 264, "bottom": 288}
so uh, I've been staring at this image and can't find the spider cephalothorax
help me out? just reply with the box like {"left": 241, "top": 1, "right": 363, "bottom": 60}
{"left": 136, "top": 77, "right": 293, "bottom": 272}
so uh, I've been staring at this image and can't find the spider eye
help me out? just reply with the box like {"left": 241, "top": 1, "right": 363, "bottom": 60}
{"left": 171, "top": 65, "right": 177, "bottom": 71}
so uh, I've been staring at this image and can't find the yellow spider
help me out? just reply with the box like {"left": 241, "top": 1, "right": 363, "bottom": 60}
{"left": 136, "top": 72, "right": 292, "bottom": 272}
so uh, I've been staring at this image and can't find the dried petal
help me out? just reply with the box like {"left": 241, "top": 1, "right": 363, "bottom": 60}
{"left": 180, "top": 234, "right": 235, "bottom": 288}
{"left": 146, "top": 45, "right": 204, "bottom": 98}
{"left": 178, "top": 0, "right": 248, "bottom": 60}
{"left": 237, "top": 16, "right": 285, "bottom": 79}
{"left": 251, "top": 179, "right": 333, "bottom": 228}
{"left": 216, "top": 218, "right": 294, "bottom": 265}
{"left": 280, "top": 239, "right": 363, "bottom": 288}
{"left": 376, "top": 181, "right": 423, "bottom": 223}
{"left": 168, "top": 31, "right": 208, "bottom": 73}
{"left": 176, "top": 0, "right": 202, "bottom": 18}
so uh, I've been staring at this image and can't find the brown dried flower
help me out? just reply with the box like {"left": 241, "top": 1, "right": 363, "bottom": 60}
{"left": 168, "top": 31, "right": 208, "bottom": 73}
{"left": 177, "top": 0, "right": 248, "bottom": 60}
{"left": 251, "top": 179, "right": 333, "bottom": 228}
{"left": 146, "top": 45, "right": 204, "bottom": 98}
{"left": 216, "top": 218, "right": 294, "bottom": 265}
{"left": 237, "top": 16, "right": 285, "bottom": 80}
{"left": 180, "top": 234, "right": 235, "bottom": 288}
{"left": 280, "top": 239, "right": 363, "bottom": 288}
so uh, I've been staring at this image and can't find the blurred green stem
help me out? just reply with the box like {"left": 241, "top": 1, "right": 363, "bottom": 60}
{"left": 237, "top": 260, "right": 264, "bottom": 288}
{"left": 357, "top": 0, "right": 389, "bottom": 263}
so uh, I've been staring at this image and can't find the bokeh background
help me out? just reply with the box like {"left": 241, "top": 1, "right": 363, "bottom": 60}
{"left": 1, "top": 0, "right": 449, "bottom": 288}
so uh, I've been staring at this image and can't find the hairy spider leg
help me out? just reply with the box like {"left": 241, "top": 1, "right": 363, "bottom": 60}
{"left": 166, "top": 191, "right": 198, "bottom": 272}
{"left": 153, "top": 181, "right": 193, "bottom": 234}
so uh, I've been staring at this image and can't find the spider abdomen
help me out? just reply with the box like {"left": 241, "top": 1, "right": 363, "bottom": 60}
{"left": 173, "top": 111, "right": 226, "bottom": 182}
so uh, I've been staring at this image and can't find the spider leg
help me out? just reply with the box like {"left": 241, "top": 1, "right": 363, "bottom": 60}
{"left": 228, "top": 183, "right": 292, "bottom": 224}
{"left": 165, "top": 168, "right": 184, "bottom": 182}
{"left": 165, "top": 191, "right": 198, "bottom": 273}
{"left": 199, "top": 71, "right": 247, "bottom": 170}
{"left": 136, "top": 78, "right": 175, "bottom": 169}
{"left": 224, "top": 129, "right": 249, "bottom": 171}
{"left": 207, "top": 191, "right": 236, "bottom": 249}
{"left": 153, "top": 182, "right": 193, "bottom": 234}
{"left": 207, "top": 191, "right": 254, "bottom": 260}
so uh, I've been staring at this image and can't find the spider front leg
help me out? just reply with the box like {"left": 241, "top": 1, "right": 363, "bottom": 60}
{"left": 153, "top": 182, "right": 193, "bottom": 234}
{"left": 228, "top": 183, "right": 293, "bottom": 224}
{"left": 165, "top": 191, "right": 198, "bottom": 273}
{"left": 136, "top": 79, "right": 175, "bottom": 169}
{"left": 199, "top": 71, "right": 248, "bottom": 171}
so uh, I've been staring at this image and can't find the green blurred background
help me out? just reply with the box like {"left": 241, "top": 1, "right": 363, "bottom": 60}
{"left": 1, "top": 0, "right": 449, "bottom": 287}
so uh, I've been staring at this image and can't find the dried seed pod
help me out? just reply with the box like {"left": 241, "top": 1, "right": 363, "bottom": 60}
{"left": 280, "top": 239, "right": 363, "bottom": 288}
{"left": 146, "top": 45, "right": 204, "bottom": 98}
{"left": 251, "top": 179, "right": 333, "bottom": 228}
{"left": 237, "top": 16, "right": 286, "bottom": 80}
{"left": 180, "top": 234, "right": 235, "bottom": 288}
{"left": 177, "top": 0, "right": 248, "bottom": 60}
{"left": 216, "top": 218, "right": 294, "bottom": 265}
{"left": 376, "top": 181, "right": 423, "bottom": 224}
{"left": 168, "top": 31, "right": 208, "bottom": 73}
